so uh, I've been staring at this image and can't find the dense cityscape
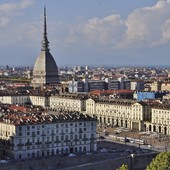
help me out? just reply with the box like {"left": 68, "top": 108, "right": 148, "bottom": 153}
{"left": 1, "top": 1, "right": 170, "bottom": 170}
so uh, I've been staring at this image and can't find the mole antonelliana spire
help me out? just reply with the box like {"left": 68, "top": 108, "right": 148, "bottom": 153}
{"left": 31, "top": 7, "right": 60, "bottom": 88}
{"left": 41, "top": 7, "right": 49, "bottom": 51}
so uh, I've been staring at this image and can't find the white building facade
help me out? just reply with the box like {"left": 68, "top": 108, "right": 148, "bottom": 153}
{"left": 86, "top": 98, "right": 151, "bottom": 131}
{"left": 0, "top": 112, "right": 97, "bottom": 160}
{"left": 0, "top": 95, "right": 30, "bottom": 105}
{"left": 50, "top": 95, "right": 86, "bottom": 112}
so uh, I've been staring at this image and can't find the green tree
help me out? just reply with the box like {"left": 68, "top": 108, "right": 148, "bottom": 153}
{"left": 147, "top": 152, "right": 170, "bottom": 170}
{"left": 117, "top": 164, "right": 129, "bottom": 170}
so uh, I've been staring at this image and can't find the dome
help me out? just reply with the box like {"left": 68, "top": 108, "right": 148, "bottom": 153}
{"left": 33, "top": 51, "right": 58, "bottom": 75}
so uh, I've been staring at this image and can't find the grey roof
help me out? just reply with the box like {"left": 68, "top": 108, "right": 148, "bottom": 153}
{"left": 33, "top": 51, "right": 59, "bottom": 75}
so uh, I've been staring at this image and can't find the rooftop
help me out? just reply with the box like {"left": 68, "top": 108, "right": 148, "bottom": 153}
{"left": 0, "top": 104, "right": 95, "bottom": 126}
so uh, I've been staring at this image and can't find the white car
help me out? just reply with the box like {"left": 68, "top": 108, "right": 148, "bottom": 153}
{"left": 0, "top": 160, "right": 8, "bottom": 164}
{"left": 100, "top": 148, "right": 108, "bottom": 153}
{"left": 68, "top": 153, "right": 77, "bottom": 157}
{"left": 86, "top": 152, "right": 92, "bottom": 155}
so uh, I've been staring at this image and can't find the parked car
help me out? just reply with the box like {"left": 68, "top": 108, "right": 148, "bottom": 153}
{"left": 0, "top": 160, "right": 8, "bottom": 164}
{"left": 86, "top": 152, "right": 92, "bottom": 155}
{"left": 68, "top": 153, "right": 77, "bottom": 157}
{"left": 100, "top": 148, "right": 108, "bottom": 153}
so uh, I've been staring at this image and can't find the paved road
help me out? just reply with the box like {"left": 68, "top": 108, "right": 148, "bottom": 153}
{"left": 102, "top": 135, "right": 168, "bottom": 153}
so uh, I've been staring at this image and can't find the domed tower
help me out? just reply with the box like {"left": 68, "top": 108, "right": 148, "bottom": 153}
{"left": 31, "top": 7, "right": 60, "bottom": 88}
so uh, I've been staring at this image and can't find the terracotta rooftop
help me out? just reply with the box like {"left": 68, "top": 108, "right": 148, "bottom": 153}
{"left": 0, "top": 103, "right": 95, "bottom": 126}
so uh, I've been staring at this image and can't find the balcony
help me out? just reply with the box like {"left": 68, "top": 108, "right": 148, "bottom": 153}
{"left": 32, "top": 134, "right": 36, "bottom": 137}
{"left": 17, "top": 143, "right": 24, "bottom": 146}
{"left": 82, "top": 138, "right": 88, "bottom": 141}
{"left": 45, "top": 141, "right": 52, "bottom": 144}
{"left": 64, "top": 139, "right": 70, "bottom": 143}
{"left": 35, "top": 142, "right": 42, "bottom": 145}
{"left": 25, "top": 142, "right": 32, "bottom": 146}
{"left": 90, "top": 137, "right": 96, "bottom": 141}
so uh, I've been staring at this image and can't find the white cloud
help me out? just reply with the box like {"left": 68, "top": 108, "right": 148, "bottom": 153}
{"left": 0, "top": 0, "right": 35, "bottom": 27}
{"left": 55, "top": 0, "right": 170, "bottom": 49}
{"left": 82, "top": 14, "right": 125, "bottom": 46}
{"left": 152, "top": 19, "right": 170, "bottom": 46}
{"left": 116, "top": 0, "right": 170, "bottom": 48}
{"left": 20, "top": 0, "right": 35, "bottom": 9}
{"left": 0, "top": 16, "right": 10, "bottom": 27}
{"left": 1, "top": 0, "right": 170, "bottom": 50}
{"left": 56, "top": 14, "right": 126, "bottom": 47}
{"left": 0, "top": 0, "right": 35, "bottom": 13}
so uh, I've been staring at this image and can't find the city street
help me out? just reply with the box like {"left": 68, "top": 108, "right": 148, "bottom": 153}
{"left": 97, "top": 126, "right": 170, "bottom": 153}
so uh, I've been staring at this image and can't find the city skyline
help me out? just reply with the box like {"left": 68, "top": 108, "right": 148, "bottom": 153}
{"left": 0, "top": 0, "right": 170, "bottom": 67}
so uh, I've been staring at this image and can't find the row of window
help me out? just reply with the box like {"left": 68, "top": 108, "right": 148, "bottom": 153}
{"left": 17, "top": 145, "right": 90, "bottom": 159}
{"left": 18, "top": 127, "right": 91, "bottom": 137}
{"left": 18, "top": 122, "right": 93, "bottom": 131}
{"left": 18, "top": 133, "right": 94, "bottom": 144}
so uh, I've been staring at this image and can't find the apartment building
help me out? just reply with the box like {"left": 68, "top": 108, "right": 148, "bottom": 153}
{"left": 29, "top": 95, "right": 49, "bottom": 107}
{"left": 0, "top": 108, "right": 97, "bottom": 160}
{"left": 1, "top": 92, "right": 170, "bottom": 136}
{"left": 0, "top": 95, "right": 29, "bottom": 105}
{"left": 145, "top": 105, "right": 170, "bottom": 135}
{"left": 49, "top": 94, "right": 87, "bottom": 112}
{"left": 86, "top": 98, "right": 152, "bottom": 131}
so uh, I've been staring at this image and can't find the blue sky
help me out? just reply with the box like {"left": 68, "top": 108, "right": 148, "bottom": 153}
{"left": 0, "top": 0, "right": 170, "bottom": 67}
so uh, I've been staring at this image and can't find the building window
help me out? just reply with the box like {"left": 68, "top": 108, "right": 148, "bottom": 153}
{"left": 56, "top": 136, "right": 59, "bottom": 141}
{"left": 83, "top": 134, "right": 86, "bottom": 139}
{"left": 19, "top": 139, "right": 22, "bottom": 144}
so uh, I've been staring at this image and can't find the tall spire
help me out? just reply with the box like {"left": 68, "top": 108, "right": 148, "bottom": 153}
{"left": 41, "top": 6, "right": 49, "bottom": 51}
